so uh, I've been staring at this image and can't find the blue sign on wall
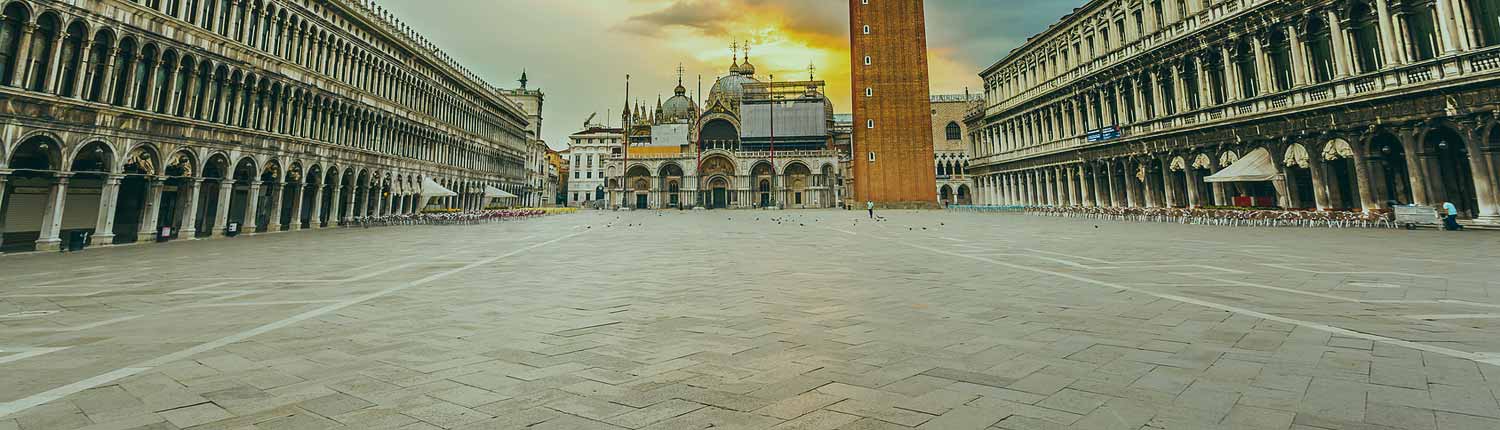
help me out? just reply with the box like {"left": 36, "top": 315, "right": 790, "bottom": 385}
{"left": 1086, "top": 126, "right": 1121, "bottom": 143}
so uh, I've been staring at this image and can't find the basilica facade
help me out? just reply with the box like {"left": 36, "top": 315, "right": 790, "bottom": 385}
{"left": 965, "top": 0, "right": 1500, "bottom": 224}
{"left": 605, "top": 50, "right": 842, "bottom": 210}
{"left": 0, "top": 0, "right": 534, "bottom": 253}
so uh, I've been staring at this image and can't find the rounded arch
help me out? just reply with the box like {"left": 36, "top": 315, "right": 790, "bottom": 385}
{"left": 261, "top": 157, "right": 284, "bottom": 183}
{"left": 232, "top": 156, "right": 258, "bottom": 182}
{"left": 658, "top": 162, "right": 685, "bottom": 177}
{"left": 1168, "top": 155, "right": 1188, "bottom": 172}
{"left": 1284, "top": 143, "right": 1312, "bottom": 169}
{"left": 122, "top": 142, "right": 162, "bottom": 176}
{"left": 66, "top": 138, "right": 117, "bottom": 173}
{"left": 8, "top": 133, "right": 63, "bottom": 171}
{"left": 305, "top": 164, "right": 324, "bottom": 185}
{"left": 286, "top": 161, "right": 306, "bottom": 183}
{"left": 750, "top": 160, "right": 776, "bottom": 176}
{"left": 164, "top": 148, "right": 198, "bottom": 178}
{"left": 1321, "top": 138, "right": 1356, "bottom": 161}
{"left": 202, "top": 152, "right": 231, "bottom": 179}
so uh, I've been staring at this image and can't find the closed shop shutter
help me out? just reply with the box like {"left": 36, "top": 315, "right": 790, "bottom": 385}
{"left": 3, "top": 192, "right": 46, "bottom": 233}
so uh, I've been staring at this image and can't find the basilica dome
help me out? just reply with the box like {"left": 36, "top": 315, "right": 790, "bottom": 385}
{"left": 660, "top": 84, "right": 697, "bottom": 123}
{"left": 709, "top": 73, "right": 759, "bottom": 103}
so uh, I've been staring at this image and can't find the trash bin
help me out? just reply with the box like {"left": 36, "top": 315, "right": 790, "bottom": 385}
{"left": 157, "top": 226, "right": 172, "bottom": 242}
{"left": 226, "top": 222, "right": 241, "bottom": 237}
{"left": 67, "top": 230, "right": 90, "bottom": 252}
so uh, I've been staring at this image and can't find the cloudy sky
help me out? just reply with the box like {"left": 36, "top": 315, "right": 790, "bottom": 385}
{"left": 376, "top": 0, "right": 1082, "bottom": 149}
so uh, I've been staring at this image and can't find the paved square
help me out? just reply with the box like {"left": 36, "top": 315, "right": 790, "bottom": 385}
{"left": 2, "top": 210, "right": 1500, "bottom": 429}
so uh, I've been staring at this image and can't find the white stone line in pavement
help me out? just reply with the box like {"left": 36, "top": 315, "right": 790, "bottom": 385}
{"left": 896, "top": 239, "right": 1494, "bottom": 367}
{"left": 1176, "top": 274, "right": 1362, "bottom": 303}
{"left": 940, "top": 237, "right": 968, "bottom": 242}
{"left": 1259, "top": 263, "right": 1445, "bottom": 279}
{"left": 1403, "top": 314, "right": 1500, "bottom": 320}
{"left": 0, "top": 347, "right": 69, "bottom": 365}
{"left": 184, "top": 300, "right": 345, "bottom": 308}
{"left": 994, "top": 252, "right": 1248, "bottom": 274}
{"left": 1178, "top": 275, "right": 1500, "bottom": 311}
{"left": 0, "top": 291, "right": 113, "bottom": 298}
{"left": 827, "top": 228, "right": 857, "bottom": 236}
{"left": 2, "top": 315, "right": 145, "bottom": 333}
{"left": 0, "top": 367, "right": 149, "bottom": 419}
{"left": 0, "top": 230, "right": 587, "bottom": 420}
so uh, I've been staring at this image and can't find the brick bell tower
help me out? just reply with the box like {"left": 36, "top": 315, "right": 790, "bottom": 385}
{"left": 849, "top": 0, "right": 937, "bottom": 208}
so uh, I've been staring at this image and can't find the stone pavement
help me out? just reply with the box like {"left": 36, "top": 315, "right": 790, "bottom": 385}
{"left": 2, "top": 209, "right": 1500, "bottom": 430}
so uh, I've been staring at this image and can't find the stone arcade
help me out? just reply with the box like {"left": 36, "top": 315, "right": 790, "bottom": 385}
{"left": 0, "top": 0, "right": 534, "bottom": 252}
{"left": 965, "top": 0, "right": 1500, "bottom": 224}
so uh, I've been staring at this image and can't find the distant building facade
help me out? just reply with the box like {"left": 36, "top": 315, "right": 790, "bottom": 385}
{"left": 603, "top": 48, "right": 842, "bottom": 210}
{"left": 931, "top": 94, "right": 980, "bottom": 205}
{"left": 566, "top": 126, "right": 621, "bottom": 207}
{"left": 498, "top": 72, "right": 548, "bottom": 207}
{"left": 0, "top": 0, "right": 532, "bottom": 252}
{"left": 965, "top": 0, "right": 1500, "bottom": 223}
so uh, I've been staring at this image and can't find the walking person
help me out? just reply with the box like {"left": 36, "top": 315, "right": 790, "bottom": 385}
{"left": 1442, "top": 201, "right": 1463, "bottom": 231}
{"left": 867, "top": 201, "right": 875, "bottom": 219}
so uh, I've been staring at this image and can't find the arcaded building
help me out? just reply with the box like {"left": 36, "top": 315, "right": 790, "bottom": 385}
{"left": 965, "top": 0, "right": 1500, "bottom": 223}
{"left": 0, "top": 0, "right": 533, "bottom": 252}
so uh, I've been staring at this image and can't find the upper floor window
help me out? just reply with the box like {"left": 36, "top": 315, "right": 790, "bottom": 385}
{"left": 863, "top": 25, "right": 871, "bottom": 34}
{"left": 863, "top": 56, "right": 872, "bottom": 66}
{"left": 945, "top": 122, "right": 962, "bottom": 140}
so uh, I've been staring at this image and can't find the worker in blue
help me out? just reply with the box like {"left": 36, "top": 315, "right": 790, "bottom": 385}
{"left": 1442, "top": 202, "right": 1463, "bottom": 231}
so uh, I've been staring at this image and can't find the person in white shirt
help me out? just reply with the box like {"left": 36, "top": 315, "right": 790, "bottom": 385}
{"left": 1442, "top": 202, "right": 1463, "bottom": 231}
{"left": 867, "top": 201, "right": 875, "bottom": 219}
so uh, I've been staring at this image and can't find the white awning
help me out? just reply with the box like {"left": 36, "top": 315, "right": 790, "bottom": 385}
{"left": 484, "top": 185, "right": 517, "bottom": 199}
{"left": 420, "top": 177, "right": 458, "bottom": 197}
{"left": 1204, "top": 148, "right": 1281, "bottom": 183}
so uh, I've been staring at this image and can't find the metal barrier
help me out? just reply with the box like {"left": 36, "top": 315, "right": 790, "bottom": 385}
{"left": 945, "top": 205, "right": 1028, "bottom": 213}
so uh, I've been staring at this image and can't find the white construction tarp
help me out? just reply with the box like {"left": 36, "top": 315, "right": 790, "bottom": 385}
{"left": 484, "top": 185, "right": 517, "bottom": 199}
{"left": 420, "top": 177, "right": 458, "bottom": 197}
{"left": 1204, "top": 148, "right": 1281, "bottom": 183}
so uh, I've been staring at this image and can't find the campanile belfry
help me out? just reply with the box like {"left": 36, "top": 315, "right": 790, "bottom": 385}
{"left": 849, "top": 0, "right": 937, "bottom": 208}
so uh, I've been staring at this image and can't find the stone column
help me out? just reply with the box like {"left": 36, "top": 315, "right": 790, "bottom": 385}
{"left": 211, "top": 181, "right": 233, "bottom": 237}
{"left": 35, "top": 174, "right": 70, "bottom": 252}
{"left": 1307, "top": 157, "right": 1332, "bottom": 210}
{"left": 1460, "top": 125, "right": 1499, "bottom": 222}
{"left": 1397, "top": 130, "right": 1432, "bottom": 205}
{"left": 91, "top": 174, "right": 123, "bottom": 245}
{"left": 344, "top": 184, "right": 359, "bottom": 221}
{"left": 1124, "top": 164, "right": 1139, "bottom": 208}
{"left": 1160, "top": 159, "right": 1177, "bottom": 207}
{"left": 43, "top": 33, "right": 65, "bottom": 94}
{"left": 140, "top": 59, "right": 162, "bottom": 111}
{"left": 1375, "top": 0, "right": 1403, "bottom": 66}
{"left": 1434, "top": 0, "right": 1462, "bottom": 55}
{"left": 73, "top": 37, "right": 94, "bottom": 99}
{"left": 10, "top": 23, "right": 35, "bottom": 88}
{"left": 1184, "top": 168, "right": 1202, "bottom": 208}
{"left": 1107, "top": 162, "right": 1123, "bottom": 207}
{"left": 1222, "top": 44, "right": 1243, "bottom": 102}
{"left": 1327, "top": 10, "right": 1353, "bottom": 79}
{"left": 308, "top": 183, "right": 325, "bottom": 228}
{"left": 288, "top": 183, "right": 305, "bottom": 230}
{"left": 328, "top": 177, "right": 343, "bottom": 226}
{"left": 242, "top": 181, "right": 261, "bottom": 233}
{"left": 0, "top": 173, "right": 10, "bottom": 250}
{"left": 1067, "top": 166, "right": 1081, "bottom": 206}
{"left": 135, "top": 178, "right": 164, "bottom": 243}
{"left": 266, "top": 182, "right": 284, "bottom": 232}
{"left": 1287, "top": 24, "right": 1309, "bottom": 87}
{"left": 178, "top": 179, "right": 203, "bottom": 239}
